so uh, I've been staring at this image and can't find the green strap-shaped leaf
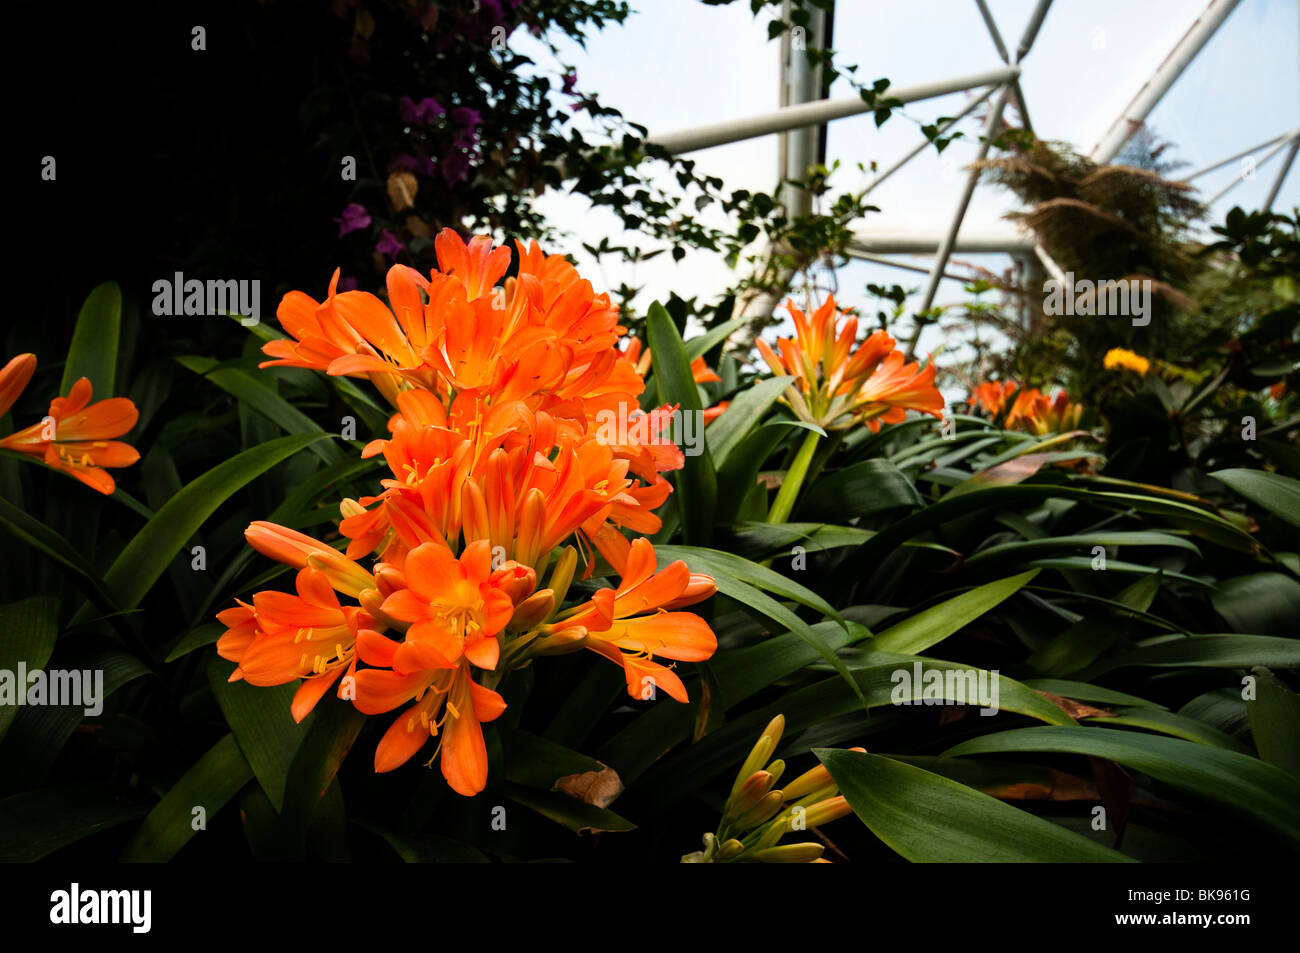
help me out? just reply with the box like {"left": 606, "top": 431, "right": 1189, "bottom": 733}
{"left": 801, "top": 458, "right": 924, "bottom": 521}
{"left": 1212, "top": 468, "right": 1300, "bottom": 530}
{"left": 0, "top": 785, "right": 147, "bottom": 862}
{"left": 1247, "top": 666, "right": 1300, "bottom": 778}
{"left": 836, "top": 650, "right": 1077, "bottom": 724}
{"left": 1211, "top": 572, "right": 1300, "bottom": 636}
{"left": 945, "top": 725, "right": 1300, "bottom": 850}
{"left": 1025, "top": 582, "right": 1185, "bottom": 633}
{"left": 891, "top": 429, "right": 1013, "bottom": 467}
{"left": 0, "top": 597, "right": 59, "bottom": 744}
{"left": 61, "top": 281, "right": 122, "bottom": 396}
{"left": 715, "top": 423, "right": 788, "bottom": 523}
{"left": 506, "top": 784, "right": 636, "bottom": 835}
{"left": 353, "top": 820, "right": 490, "bottom": 862}
{"left": 190, "top": 453, "right": 383, "bottom": 626}
{"left": 163, "top": 623, "right": 223, "bottom": 663}
{"left": 1026, "top": 574, "right": 1164, "bottom": 677}
{"left": 1085, "top": 707, "right": 1251, "bottom": 753}
{"left": 84, "top": 432, "right": 331, "bottom": 617}
{"left": 705, "top": 375, "right": 792, "bottom": 467}
{"left": 278, "top": 700, "right": 365, "bottom": 854}
{"left": 1022, "top": 678, "right": 1166, "bottom": 709}
{"left": 964, "top": 532, "right": 1201, "bottom": 570}
{"left": 120, "top": 733, "right": 253, "bottom": 861}
{"left": 728, "top": 521, "right": 873, "bottom": 555}
{"left": 817, "top": 748, "right": 1135, "bottom": 862}
{"left": 647, "top": 301, "right": 716, "bottom": 546}
{"left": 725, "top": 521, "right": 958, "bottom": 558}
{"left": 0, "top": 497, "right": 119, "bottom": 615}
{"left": 208, "top": 657, "right": 315, "bottom": 811}
{"left": 177, "top": 356, "right": 341, "bottom": 464}
{"left": 1020, "top": 557, "right": 1209, "bottom": 586}
{"left": 597, "top": 621, "right": 869, "bottom": 781}
{"left": 828, "top": 483, "right": 1257, "bottom": 595}
{"left": 653, "top": 543, "right": 863, "bottom": 709}
{"left": 1080, "top": 634, "right": 1300, "bottom": 677}
{"left": 684, "top": 314, "right": 748, "bottom": 361}
{"left": 624, "top": 652, "right": 1073, "bottom": 809}
{"left": 872, "top": 570, "right": 1038, "bottom": 654}
{"left": 505, "top": 730, "right": 609, "bottom": 790}
{"left": 655, "top": 543, "right": 843, "bottom": 623}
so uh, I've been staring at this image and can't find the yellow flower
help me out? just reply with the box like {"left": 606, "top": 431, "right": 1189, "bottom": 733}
{"left": 1103, "top": 348, "right": 1150, "bottom": 376}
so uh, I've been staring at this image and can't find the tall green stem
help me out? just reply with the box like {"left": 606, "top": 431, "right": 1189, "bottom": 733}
{"left": 767, "top": 428, "right": 821, "bottom": 524}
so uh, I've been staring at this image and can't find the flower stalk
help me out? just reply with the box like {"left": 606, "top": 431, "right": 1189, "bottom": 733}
{"left": 767, "top": 428, "right": 821, "bottom": 524}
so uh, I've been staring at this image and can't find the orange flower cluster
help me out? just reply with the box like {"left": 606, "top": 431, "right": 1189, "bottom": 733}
{"left": 217, "top": 230, "right": 718, "bottom": 795}
{"left": 0, "top": 354, "right": 139, "bottom": 494}
{"left": 755, "top": 296, "right": 944, "bottom": 432}
{"left": 968, "top": 380, "right": 1082, "bottom": 435}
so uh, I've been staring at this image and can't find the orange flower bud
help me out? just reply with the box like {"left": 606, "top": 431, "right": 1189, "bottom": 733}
{"left": 727, "top": 769, "right": 777, "bottom": 819}
{"left": 749, "top": 842, "right": 826, "bottom": 863}
{"left": 733, "top": 789, "right": 785, "bottom": 831}
{"left": 803, "top": 795, "right": 853, "bottom": 828}
{"left": 663, "top": 572, "right": 717, "bottom": 609}
{"left": 731, "top": 714, "right": 785, "bottom": 800}
{"left": 508, "top": 589, "right": 556, "bottom": 633}
{"left": 529, "top": 627, "right": 588, "bottom": 655}
{"left": 0, "top": 353, "right": 36, "bottom": 418}
{"left": 245, "top": 520, "right": 375, "bottom": 597}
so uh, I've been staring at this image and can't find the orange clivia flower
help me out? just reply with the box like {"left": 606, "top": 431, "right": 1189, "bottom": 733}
{"left": 690, "top": 357, "right": 721, "bottom": 384}
{"left": 968, "top": 380, "right": 1083, "bottom": 434}
{"left": 217, "top": 567, "right": 383, "bottom": 722}
{"left": 356, "top": 659, "right": 507, "bottom": 794}
{"left": 0, "top": 374, "right": 138, "bottom": 494}
{"left": 756, "top": 296, "right": 942, "bottom": 432}
{"left": 1005, "top": 386, "right": 1049, "bottom": 429}
{"left": 540, "top": 538, "right": 717, "bottom": 702}
{"left": 1028, "top": 389, "right": 1083, "bottom": 434}
{"left": 259, "top": 269, "right": 364, "bottom": 374}
{"left": 379, "top": 540, "right": 518, "bottom": 672}
{"left": 850, "top": 350, "right": 945, "bottom": 433}
{"left": 221, "top": 232, "right": 720, "bottom": 798}
{"left": 968, "top": 380, "right": 1017, "bottom": 418}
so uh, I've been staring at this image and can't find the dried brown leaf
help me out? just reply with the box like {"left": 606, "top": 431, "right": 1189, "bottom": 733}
{"left": 1035, "top": 690, "right": 1114, "bottom": 721}
{"left": 386, "top": 171, "right": 418, "bottom": 212}
{"left": 554, "top": 767, "right": 624, "bottom": 810}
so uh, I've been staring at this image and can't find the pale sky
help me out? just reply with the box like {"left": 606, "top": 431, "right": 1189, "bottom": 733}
{"left": 517, "top": 0, "right": 1299, "bottom": 373}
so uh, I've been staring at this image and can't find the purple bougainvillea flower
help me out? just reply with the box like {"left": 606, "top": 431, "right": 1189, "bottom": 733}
{"left": 375, "top": 229, "right": 404, "bottom": 260}
{"left": 449, "top": 106, "right": 483, "bottom": 132}
{"left": 437, "top": 107, "right": 483, "bottom": 185}
{"left": 442, "top": 135, "right": 480, "bottom": 185}
{"left": 453, "top": 0, "right": 513, "bottom": 45}
{"left": 398, "top": 95, "right": 446, "bottom": 125}
{"left": 562, "top": 71, "right": 577, "bottom": 94}
{"left": 335, "top": 203, "right": 372, "bottom": 238}
{"left": 391, "top": 152, "right": 438, "bottom": 177}
{"left": 440, "top": 149, "right": 471, "bottom": 186}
